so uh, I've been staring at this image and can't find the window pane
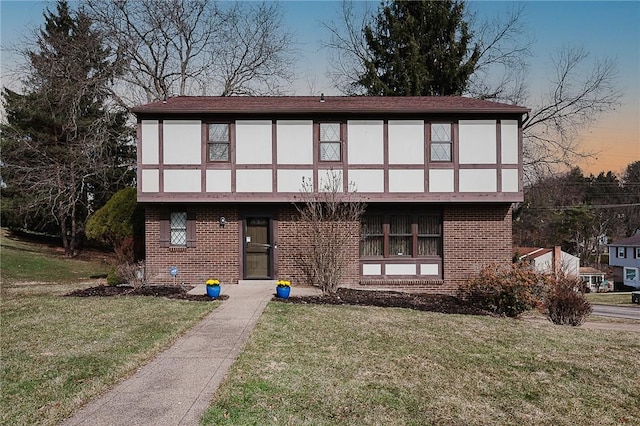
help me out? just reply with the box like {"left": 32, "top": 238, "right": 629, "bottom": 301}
{"left": 209, "top": 123, "right": 229, "bottom": 141}
{"left": 390, "top": 216, "right": 411, "bottom": 235}
{"left": 209, "top": 142, "right": 229, "bottom": 161}
{"left": 170, "top": 212, "right": 187, "bottom": 246}
{"left": 418, "top": 237, "right": 440, "bottom": 256}
{"left": 418, "top": 215, "right": 440, "bottom": 235}
{"left": 625, "top": 268, "right": 637, "bottom": 281}
{"left": 430, "top": 142, "right": 451, "bottom": 161}
{"left": 361, "top": 236, "right": 383, "bottom": 256}
{"left": 432, "top": 123, "right": 451, "bottom": 142}
{"left": 390, "top": 236, "right": 412, "bottom": 256}
{"left": 320, "top": 142, "right": 341, "bottom": 161}
{"left": 361, "top": 215, "right": 383, "bottom": 256}
{"left": 320, "top": 123, "right": 340, "bottom": 141}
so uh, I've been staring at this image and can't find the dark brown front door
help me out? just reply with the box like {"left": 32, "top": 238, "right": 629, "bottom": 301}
{"left": 244, "top": 217, "right": 272, "bottom": 279}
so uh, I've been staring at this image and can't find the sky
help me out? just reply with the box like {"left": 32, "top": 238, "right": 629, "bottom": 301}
{"left": 1, "top": 0, "right": 639, "bottom": 176}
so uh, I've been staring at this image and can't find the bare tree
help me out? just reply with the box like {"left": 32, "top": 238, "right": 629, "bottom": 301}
{"left": 294, "top": 171, "right": 365, "bottom": 296}
{"left": 523, "top": 46, "right": 621, "bottom": 181}
{"left": 323, "top": 1, "right": 620, "bottom": 180}
{"left": 85, "top": 0, "right": 295, "bottom": 105}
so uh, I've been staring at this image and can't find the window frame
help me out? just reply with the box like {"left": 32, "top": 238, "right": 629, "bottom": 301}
{"left": 617, "top": 246, "right": 626, "bottom": 258}
{"left": 360, "top": 212, "right": 442, "bottom": 259}
{"left": 624, "top": 267, "right": 638, "bottom": 282}
{"left": 429, "top": 122, "right": 453, "bottom": 162}
{"left": 318, "top": 122, "right": 342, "bottom": 162}
{"left": 160, "top": 209, "right": 196, "bottom": 248}
{"left": 170, "top": 211, "right": 188, "bottom": 247}
{"left": 635, "top": 247, "right": 640, "bottom": 259}
{"left": 207, "top": 122, "right": 230, "bottom": 162}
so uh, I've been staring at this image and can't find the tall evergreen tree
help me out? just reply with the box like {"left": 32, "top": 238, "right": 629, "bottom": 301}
{"left": 0, "top": 1, "right": 134, "bottom": 256}
{"left": 357, "top": 0, "right": 480, "bottom": 96}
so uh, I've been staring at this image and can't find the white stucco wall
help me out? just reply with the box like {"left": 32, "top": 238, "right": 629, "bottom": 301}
{"left": 236, "top": 121, "right": 272, "bottom": 164}
{"left": 348, "top": 169, "right": 384, "bottom": 192}
{"left": 163, "top": 120, "right": 201, "bottom": 165}
{"left": 236, "top": 169, "right": 273, "bottom": 192}
{"left": 141, "top": 120, "right": 159, "bottom": 164}
{"left": 163, "top": 169, "right": 201, "bottom": 192}
{"left": 276, "top": 120, "right": 313, "bottom": 165}
{"left": 388, "top": 120, "right": 424, "bottom": 165}
{"left": 347, "top": 120, "right": 384, "bottom": 164}
{"left": 501, "top": 120, "right": 519, "bottom": 164}
{"left": 459, "top": 169, "right": 497, "bottom": 192}
{"left": 428, "top": 169, "right": 455, "bottom": 192}
{"left": 459, "top": 120, "right": 497, "bottom": 164}
{"left": 206, "top": 169, "right": 231, "bottom": 192}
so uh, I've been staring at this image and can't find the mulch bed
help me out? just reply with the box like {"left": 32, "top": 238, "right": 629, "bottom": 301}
{"left": 66, "top": 285, "right": 227, "bottom": 301}
{"left": 66, "top": 285, "right": 487, "bottom": 315}
{"left": 278, "top": 288, "right": 493, "bottom": 316}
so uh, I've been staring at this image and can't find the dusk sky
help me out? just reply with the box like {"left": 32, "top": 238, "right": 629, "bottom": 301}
{"left": 1, "top": 0, "right": 638, "bottom": 176}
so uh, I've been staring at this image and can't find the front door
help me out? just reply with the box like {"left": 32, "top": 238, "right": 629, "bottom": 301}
{"left": 244, "top": 217, "right": 272, "bottom": 279}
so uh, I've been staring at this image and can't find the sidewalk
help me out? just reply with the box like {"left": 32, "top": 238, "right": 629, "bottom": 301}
{"left": 63, "top": 282, "right": 320, "bottom": 426}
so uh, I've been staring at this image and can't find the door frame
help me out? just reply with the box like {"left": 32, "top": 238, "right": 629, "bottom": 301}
{"left": 242, "top": 214, "right": 275, "bottom": 279}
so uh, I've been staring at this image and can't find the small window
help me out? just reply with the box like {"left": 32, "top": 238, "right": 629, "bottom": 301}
{"left": 430, "top": 123, "right": 452, "bottom": 162}
{"left": 208, "top": 123, "right": 229, "bottom": 161}
{"left": 170, "top": 212, "right": 187, "bottom": 246}
{"left": 320, "top": 123, "right": 341, "bottom": 161}
{"left": 417, "top": 215, "right": 441, "bottom": 256}
{"left": 635, "top": 247, "right": 640, "bottom": 258}
{"left": 617, "top": 247, "right": 626, "bottom": 258}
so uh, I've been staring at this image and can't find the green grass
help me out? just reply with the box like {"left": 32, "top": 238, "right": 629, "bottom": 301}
{"left": 1, "top": 229, "right": 111, "bottom": 283}
{"left": 585, "top": 292, "right": 636, "bottom": 306}
{"left": 1, "top": 282, "right": 219, "bottom": 425}
{"left": 0, "top": 230, "right": 219, "bottom": 425}
{"left": 203, "top": 303, "right": 640, "bottom": 426}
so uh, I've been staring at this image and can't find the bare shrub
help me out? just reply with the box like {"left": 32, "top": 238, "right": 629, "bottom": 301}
{"left": 294, "top": 171, "right": 365, "bottom": 296}
{"left": 115, "top": 261, "right": 156, "bottom": 289}
{"left": 459, "top": 262, "right": 552, "bottom": 317}
{"left": 544, "top": 275, "right": 592, "bottom": 326}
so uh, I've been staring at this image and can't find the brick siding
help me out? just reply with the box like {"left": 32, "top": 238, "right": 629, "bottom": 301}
{"left": 144, "top": 203, "right": 512, "bottom": 294}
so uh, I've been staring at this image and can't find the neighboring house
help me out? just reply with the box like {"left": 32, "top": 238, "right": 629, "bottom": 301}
{"left": 132, "top": 96, "right": 528, "bottom": 294}
{"left": 579, "top": 267, "right": 611, "bottom": 292}
{"left": 608, "top": 230, "right": 640, "bottom": 289}
{"left": 514, "top": 246, "right": 580, "bottom": 278}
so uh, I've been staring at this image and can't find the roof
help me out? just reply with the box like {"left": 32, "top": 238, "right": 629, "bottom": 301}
{"left": 609, "top": 230, "right": 640, "bottom": 247}
{"left": 579, "top": 267, "right": 605, "bottom": 275}
{"left": 515, "top": 247, "right": 552, "bottom": 260}
{"left": 130, "top": 95, "right": 530, "bottom": 115}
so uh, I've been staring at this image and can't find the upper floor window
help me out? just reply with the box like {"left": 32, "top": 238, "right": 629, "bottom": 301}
{"left": 360, "top": 213, "right": 442, "bottom": 258}
{"left": 170, "top": 212, "right": 188, "bottom": 246}
{"left": 208, "top": 123, "right": 229, "bottom": 161}
{"left": 636, "top": 247, "right": 640, "bottom": 258}
{"left": 430, "top": 123, "right": 452, "bottom": 162}
{"left": 319, "top": 123, "right": 341, "bottom": 162}
{"left": 617, "top": 246, "right": 626, "bottom": 258}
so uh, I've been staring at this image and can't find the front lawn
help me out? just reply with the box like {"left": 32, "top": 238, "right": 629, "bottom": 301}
{"left": 1, "top": 282, "right": 218, "bottom": 425}
{"left": 203, "top": 303, "right": 640, "bottom": 425}
{"left": 585, "top": 292, "right": 637, "bottom": 306}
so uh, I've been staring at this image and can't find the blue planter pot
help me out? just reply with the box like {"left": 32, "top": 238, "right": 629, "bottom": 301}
{"left": 276, "top": 286, "right": 290, "bottom": 299}
{"left": 206, "top": 285, "right": 221, "bottom": 298}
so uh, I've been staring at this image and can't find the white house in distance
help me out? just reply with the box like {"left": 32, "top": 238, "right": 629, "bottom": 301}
{"left": 515, "top": 246, "right": 580, "bottom": 277}
{"left": 608, "top": 230, "right": 640, "bottom": 289}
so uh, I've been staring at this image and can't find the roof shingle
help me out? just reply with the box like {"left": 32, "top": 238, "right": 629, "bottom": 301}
{"left": 131, "top": 95, "right": 529, "bottom": 115}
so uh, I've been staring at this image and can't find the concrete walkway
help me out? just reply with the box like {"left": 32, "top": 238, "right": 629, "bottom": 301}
{"left": 63, "top": 282, "right": 320, "bottom": 426}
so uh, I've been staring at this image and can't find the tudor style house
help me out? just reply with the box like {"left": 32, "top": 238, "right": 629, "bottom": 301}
{"left": 132, "top": 96, "right": 529, "bottom": 294}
